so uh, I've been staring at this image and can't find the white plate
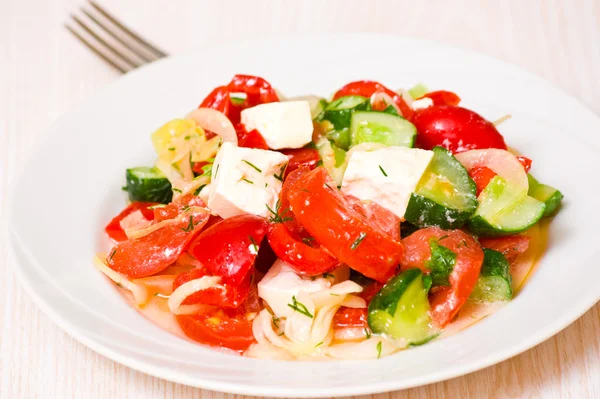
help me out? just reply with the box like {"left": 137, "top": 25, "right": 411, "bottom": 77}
{"left": 8, "top": 33, "right": 600, "bottom": 397}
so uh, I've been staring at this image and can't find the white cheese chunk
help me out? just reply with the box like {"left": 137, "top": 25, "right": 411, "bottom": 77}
{"left": 411, "top": 97, "right": 433, "bottom": 111}
{"left": 208, "top": 142, "right": 288, "bottom": 219}
{"left": 240, "top": 101, "right": 313, "bottom": 149}
{"left": 341, "top": 146, "right": 434, "bottom": 219}
{"left": 258, "top": 260, "right": 349, "bottom": 318}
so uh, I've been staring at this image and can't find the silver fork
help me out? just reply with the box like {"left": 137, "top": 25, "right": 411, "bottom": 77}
{"left": 64, "top": 0, "right": 168, "bottom": 73}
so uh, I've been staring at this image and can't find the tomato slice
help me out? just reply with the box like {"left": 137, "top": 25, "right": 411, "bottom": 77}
{"left": 280, "top": 148, "right": 320, "bottom": 178}
{"left": 173, "top": 268, "right": 250, "bottom": 308}
{"left": 105, "top": 202, "right": 157, "bottom": 242}
{"left": 479, "top": 235, "right": 530, "bottom": 264}
{"left": 176, "top": 309, "right": 254, "bottom": 352}
{"left": 235, "top": 124, "right": 269, "bottom": 150}
{"left": 333, "top": 80, "right": 413, "bottom": 119}
{"left": 418, "top": 90, "right": 461, "bottom": 106}
{"left": 287, "top": 167, "right": 403, "bottom": 283}
{"left": 107, "top": 195, "right": 210, "bottom": 278}
{"left": 199, "top": 85, "right": 230, "bottom": 115}
{"left": 401, "top": 227, "right": 484, "bottom": 327}
{"left": 188, "top": 214, "right": 268, "bottom": 286}
{"left": 227, "top": 74, "right": 279, "bottom": 105}
{"left": 333, "top": 307, "right": 368, "bottom": 328}
{"left": 412, "top": 105, "right": 507, "bottom": 153}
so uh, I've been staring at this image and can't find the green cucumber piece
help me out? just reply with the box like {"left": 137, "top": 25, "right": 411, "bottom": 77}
{"left": 319, "top": 95, "right": 370, "bottom": 150}
{"left": 350, "top": 111, "right": 416, "bottom": 148}
{"left": 125, "top": 166, "right": 172, "bottom": 204}
{"left": 405, "top": 146, "right": 478, "bottom": 229}
{"left": 315, "top": 137, "right": 347, "bottom": 186}
{"left": 367, "top": 268, "right": 437, "bottom": 343}
{"left": 468, "top": 176, "right": 546, "bottom": 236}
{"left": 383, "top": 105, "right": 400, "bottom": 116}
{"left": 527, "top": 174, "right": 563, "bottom": 217}
{"left": 469, "top": 249, "right": 512, "bottom": 303}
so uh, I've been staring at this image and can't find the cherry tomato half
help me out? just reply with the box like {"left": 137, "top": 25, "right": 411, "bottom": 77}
{"left": 287, "top": 167, "right": 403, "bottom": 283}
{"left": 412, "top": 105, "right": 507, "bottom": 153}
{"left": 333, "top": 80, "right": 413, "bottom": 119}
{"left": 105, "top": 202, "right": 156, "bottom": 242}
{"left": 401, "top": 227, "right": 484, "bottom": 327}
{"left": 280, "top": 148, "right": 320, "bottom": 178}
{"left": 107, "top": 195, "right": 209, "bottom": 278}
{"left": 176, "top": 310, "right": 254, "bottom": 352}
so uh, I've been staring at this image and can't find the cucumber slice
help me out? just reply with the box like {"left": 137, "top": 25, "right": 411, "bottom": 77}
{"left": 125, "top": 166, "right": 173, "bottom": 204}
{"left": 367, "top": 268, "right": 437, "bottom": 343}
{"left": 469, "top": 249, "right": 512, "bottom": 303}
{"left": 527, "top": 174, "right": 563, "bottom": 217}
{"left": 350, "top": 111, "right": 416, "bottom": 148}
{"left": 319, "top": 95, "right": 370, "bottom": 150}
{"left": 405, "top": 146, "right": 478, "bottom": 229}
{"left": 468, "top": 176, "right": 546, "bottom": 236}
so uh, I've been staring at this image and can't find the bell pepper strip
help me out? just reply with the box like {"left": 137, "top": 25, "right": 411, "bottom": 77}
{"left": 235, "top": 124, "right": 269, "bottom": 150}
{"left": 199, "top": 86, "right": 230, "bottom": 115}
{"left": 227, "top": 74, "right": 279, "bottom": 105}
{"left": 418, "top": 90, "right": 461, "bottom": 106}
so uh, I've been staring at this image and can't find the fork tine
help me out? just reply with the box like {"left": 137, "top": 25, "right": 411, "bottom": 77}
{"left": 64, "top": 24, "right": 129, "bottom": 73}
{"left": 81, "top": 8, "right": 156, "bottom": 64}
{"left": 88, "top": 0, "right": 167, "bottom": 58}
{"left": 70, "top": 14, "right": 142, "bottom": 69}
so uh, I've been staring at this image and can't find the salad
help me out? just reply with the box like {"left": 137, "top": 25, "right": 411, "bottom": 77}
{"left": 96, "top": 75, "right": 563, "bottom": 360}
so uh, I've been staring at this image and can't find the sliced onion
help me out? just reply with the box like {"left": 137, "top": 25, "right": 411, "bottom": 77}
{"left": 324, "top": 336, "right": 405, "bottom": 360}
{"left": 167, "top": 276, "right": 224, "bottom": 314}
{"left": 119, "top": 210, "right": 152, "bottom": 232}
{"left": 155, "top": 159, "right": 210, "bottom": 198}
{"left": 333, "top": 327, "right": 369, "bottom": 342}
{"left": 124, "top": 206, "right": 209, "bottom": 240}
{"left": 132, "top": 275, "right": 177, "bottom": 296}
{"left": 186, "top": 108, "right": 237, "bottom": 145}
{"left": 455, "top": 149, "right": 529, "bottom": 193}
{"left": 370, "top": 92, "right": 401, "bottom": 115}
{"left": 94, "top": 255, "right": 150, "bottom": 305}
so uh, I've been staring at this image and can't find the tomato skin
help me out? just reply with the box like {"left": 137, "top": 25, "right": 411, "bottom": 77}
{"left": 173, "top": 268, "right": 250, "bottom": 308}
{"left": 401, "top": 227, "right": 484, "bottom": 327}
{"left": 333, "top": 80, "right": 413, "bottom": 119}
{"left": 227, "top": 74, "right": 279, "bottom": 105}
{"left": 235, "top": 124, "right": 269, "bottom": 150}
{"left": 469, "top": 166, "right": 498, "bottom": 196}
{"left": 280, "top": 148, "right": 320, "bottom": 178}
{"left": 189, "top": 215, "right": 268, "bottom": 286}
{"left": 176, "top": 310, "right": 254, "bottom": 352}
{"left": 105, "top": 202, "right": 157, "bottom": 242}
{"left": 333, "top": 307, "right": 368, "bottom": 328}
{"left": 419, "top": 90, "right": 461, "bottom": 106}
{"left": 516, "top": 156, "right": 532, "bottom": 173}
{"left": 267, "top": 223, "right": 339, "bottom": 276}
{"left": 479, "top": 235, "right": 530, "bottom": 264}
{"left": 412, "top": 105, "right": 507, "bottom": 153}
{"left": 107, "top": 196, "right": 210, "bottom": 278}
{"left": 287, "top": 167, "right": 403, "bottom": 283}
{"left": 199, "top": 86, "right": 230, "bottom": 115}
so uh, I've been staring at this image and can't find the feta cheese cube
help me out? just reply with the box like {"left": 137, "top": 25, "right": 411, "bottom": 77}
{"left": 240, "top": 101, "right": 313, "bottom": 149}
{"left": 341, "top": 146, "right": 434, "bottom": 219}
{"left": 208, "top": 142, "right": 288, "bottom": 219}
{"left": 258, "top": 260, "right": 349, "bottom": 317}
{"left": 411, "top": 97, "right": 433, "bottom": 111}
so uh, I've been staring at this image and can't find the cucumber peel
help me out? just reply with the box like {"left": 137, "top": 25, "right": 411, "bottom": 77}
{"left": 527, "top": 174, "right": 563, "bottom": 217}
{"left": 469, "top": 249, "right": 512, "bottom": 303}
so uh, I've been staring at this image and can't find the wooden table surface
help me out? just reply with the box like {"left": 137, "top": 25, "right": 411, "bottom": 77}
{"left": 1, "top": 1, "right": 599, "bottom": 398}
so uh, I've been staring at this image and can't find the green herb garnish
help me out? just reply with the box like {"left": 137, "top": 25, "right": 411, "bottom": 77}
{"left": 287, "top": 295, "right": 313, "bottom": 318}
{"left": 350, "top": 232, "right": 367, "bottom": 250}
{"left": 242, "top": 159, "right": 262, "bottom": 173}
{"left": 379, "top": 165, "right": 388, "bottom": 177}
